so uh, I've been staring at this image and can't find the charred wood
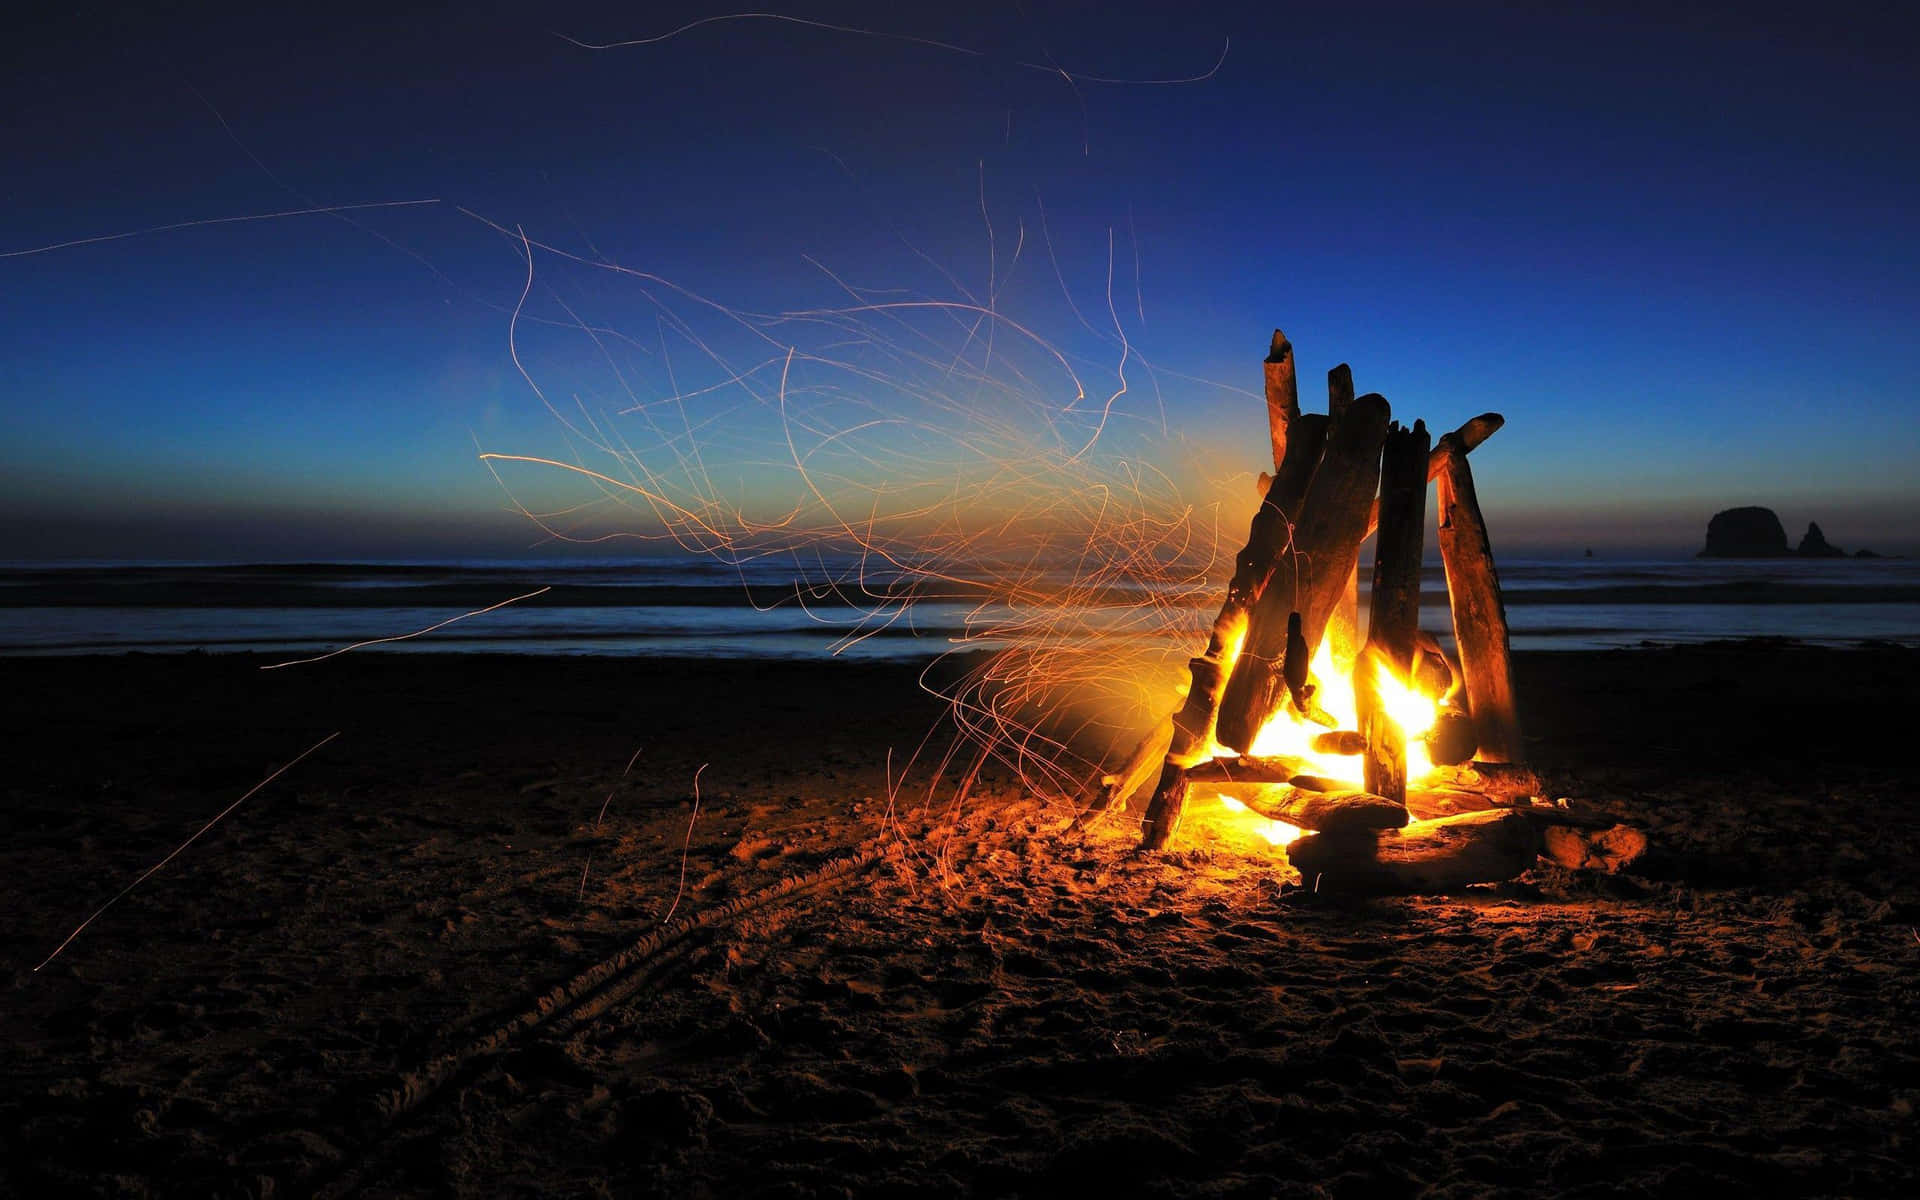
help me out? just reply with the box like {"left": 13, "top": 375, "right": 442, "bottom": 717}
{"left": 1358, "top": 420, "right": 1431, "bottom": 805}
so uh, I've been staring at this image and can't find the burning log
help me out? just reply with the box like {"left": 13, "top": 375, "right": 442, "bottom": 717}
{"left": 1424, "top": 708, "right": 1478, "bottom": 767}
{"left": 1184, "top": 755, "right": 1309, "bottom": 784}
{"left": 1238, "top": 786, "right": 1408, "bottom": 836}
{"left": 1324, "top": 365, "right": 1362, "bottom": 672}
{"left": 1284, "top": 773, "right": 1345, "bottom": 794}
{"left": 1216, "top": 393, "right": 1391, "bottom": 752}
{"left": 1436, "top": 432, "right": 1524, "bottom": 762}
{"left": 1126, "top": 381, "right": 1330, "bottom": 850}
{"left": 1311, "top": 730, "right": 1366, "bottom": 756}
{"left": 1286, "top": 808, "right": 1541, "bottom": 894}
{"left": 1155, "top": 412, "right": 1331, "bottom": 776}
{"left": 1356, "top": 420, "right": 1431, "bottom": 805}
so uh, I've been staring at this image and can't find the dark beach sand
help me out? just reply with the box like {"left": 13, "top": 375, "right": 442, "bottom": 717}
{"left": 3, "top": 645, "right": 1917, "bottom": 1198}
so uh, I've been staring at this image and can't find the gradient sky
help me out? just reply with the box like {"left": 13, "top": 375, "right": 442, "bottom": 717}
{"left": 4, "top": 1, "right": 1917, "bottom": 560}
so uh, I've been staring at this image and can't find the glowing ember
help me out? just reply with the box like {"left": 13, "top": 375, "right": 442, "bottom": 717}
{"left": 1214, "top": 794, "right": 1303, "bottom": 846}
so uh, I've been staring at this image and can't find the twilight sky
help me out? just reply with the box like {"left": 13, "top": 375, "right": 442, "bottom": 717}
{"left": 4, "top": 0, "right": 1916, "bottom": 561}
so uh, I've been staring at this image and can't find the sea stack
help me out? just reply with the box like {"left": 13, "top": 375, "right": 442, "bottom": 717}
{"left": 1698, "top": 506, "right": 1789, "bottom": 557}
{"left": 1796, "top": 521, "right": 1847, "bottom": 557}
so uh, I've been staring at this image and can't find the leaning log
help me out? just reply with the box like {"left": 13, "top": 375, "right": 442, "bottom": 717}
{"left": 1133, "top": 361, "right": 1330, "bottom": 851}
{"left": 1357, "top": 420, "right": 1430, "bottom": 805}
{"left": 1286, "top": 808, "right": 1541, "bottom": 894}
{"left": 1237, "top": 786, "right": 1408, "bottom": 836}
{"left": 1435, "top": 431, "right": 1522, "bottom": 762}
{"left": 1081, "top": 716, "right": 1173, "bottom": 820}
{"left": 1137, "top": 761, "right": 1190, "bottom": 851}
{"left": 1158, "top": 413, "right": 1330, "bottom": 776}
{"left": 1216, "top": 393, "right": 1391, "bottom": 752}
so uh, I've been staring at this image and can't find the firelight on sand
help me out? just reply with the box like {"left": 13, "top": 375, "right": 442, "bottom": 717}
{"left": 1215, "top": 795, "right": 1303, "bottom": 846}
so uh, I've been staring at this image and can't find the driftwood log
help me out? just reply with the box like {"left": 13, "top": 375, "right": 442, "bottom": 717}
{"left": 1323, "top": 365, "right": 1361, "bottom": 671}
{"left": 1216, "top": 393, "right": 1390, "bottom": 752}
{"left": 1356, "top": 420, "right": 1430, "bottom": 805}
{"left": 1436, "top": 432, "right": 1523, "bottom": 762}
{"left": 1133, "top": 365, "right": 1334, "bottom": 849}
{"left": 1183, "top": 755, "right": 1309, "bottom": 784}
{"left": 1235, "top": 786, "right": 1408, "bottom": 836}
{"left": 1079, "top": 716, "right": 1172, "bottom": 822}
{"left": 1361, "top": 413, "right": 1505, "bottom": 539}
{"left": 1136, "top": 761, "right": 1190, "bottom": 850}
{"left": 1287, "top": 808, "right": 1540, "bottom": 893}
{"left": 1263, "top": 329, "right": 1299, "bottom": 473}
{"left": 1428, "top": 761, "right": 1543, "bottom": 802}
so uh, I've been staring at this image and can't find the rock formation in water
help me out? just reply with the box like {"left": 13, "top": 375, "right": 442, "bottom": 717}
{"left": 1699, "top": 507, "right": 1789, "bottom": 557}
{"left": 1795, "top": 521, "right": 1847, "bottom": 558}
{"left": 1699, "top": 508, "right": 1881, "bottom": 558}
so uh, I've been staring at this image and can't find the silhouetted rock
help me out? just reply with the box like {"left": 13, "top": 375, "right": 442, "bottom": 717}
{"left": 1795, "top": 521, "right": 1846, "bottom": 558}
{"left": 1699, "top": 507, "right": 1789, "bottom": 557}
{"left": 1855, "top": 548, "right": 1882, "bottom": 559}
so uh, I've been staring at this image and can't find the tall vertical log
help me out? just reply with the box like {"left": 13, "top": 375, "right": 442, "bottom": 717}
{"left": 1215, "top": 394, "right": 1390, "bottom": 753}
{"left": 1324, "top": 365, "right": 1361, "bottom": 671}
{"left": 1436, "top": 433, "right": 1523, "bottom": 763}
{"left": 1363, "top": 413, "right": 1504, "bottom": 539}
{"left": 1356, "top": 420, "right": 1430, "bottom": 804}
{"left": 1263, "top": 330, "right": 1299, "bottom": 474}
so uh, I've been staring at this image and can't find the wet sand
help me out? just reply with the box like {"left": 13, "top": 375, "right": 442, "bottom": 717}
{"left": 3, "top": 644, "right": 1917, "bottom": 1198}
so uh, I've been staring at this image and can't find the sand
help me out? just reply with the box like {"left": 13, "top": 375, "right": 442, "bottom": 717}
{"left": 3, "top": 644, "right": 1917, "bottom": 1198}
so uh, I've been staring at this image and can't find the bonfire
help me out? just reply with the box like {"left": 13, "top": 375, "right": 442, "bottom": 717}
{"left": 1078, "top": 330, "right": 1645, "bottom": 890}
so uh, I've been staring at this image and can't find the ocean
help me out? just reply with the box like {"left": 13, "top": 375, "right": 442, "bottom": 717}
{"left": 1, "top": 557, "right": 1916, "bottom": 661}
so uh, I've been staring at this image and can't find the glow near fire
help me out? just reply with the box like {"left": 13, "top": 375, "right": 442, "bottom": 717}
{"left": 1215, "top": 795, "right": 1303, "bottom": 846}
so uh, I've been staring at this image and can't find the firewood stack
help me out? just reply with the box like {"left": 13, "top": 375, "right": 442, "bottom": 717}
{"left": 1077, "top": 330, "right": 1644, "bottom": 891}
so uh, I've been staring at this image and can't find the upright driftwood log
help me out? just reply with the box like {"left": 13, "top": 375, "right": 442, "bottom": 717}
{"left": 1215, "top": 393, "right": 1390, "bottom": 753}
{"left": 1323, "top": 365, "right": 1362, "bottom": 672}
{"left": 1263, "top": 330, "right": 1299, "bottom": 473}
{"left": 1436, "top": 433, "right": 1523, "bottom": 762}
{"left": 1356, "top": 420, "right": 1431, "bottom": 805}
{"left": 1362, "top": 413, "right": 1504, "bottom": 539}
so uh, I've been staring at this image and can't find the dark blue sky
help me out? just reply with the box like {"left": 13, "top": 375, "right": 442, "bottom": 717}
{"left": 4, "top": 1, "right": 1917, "bottom": 560}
